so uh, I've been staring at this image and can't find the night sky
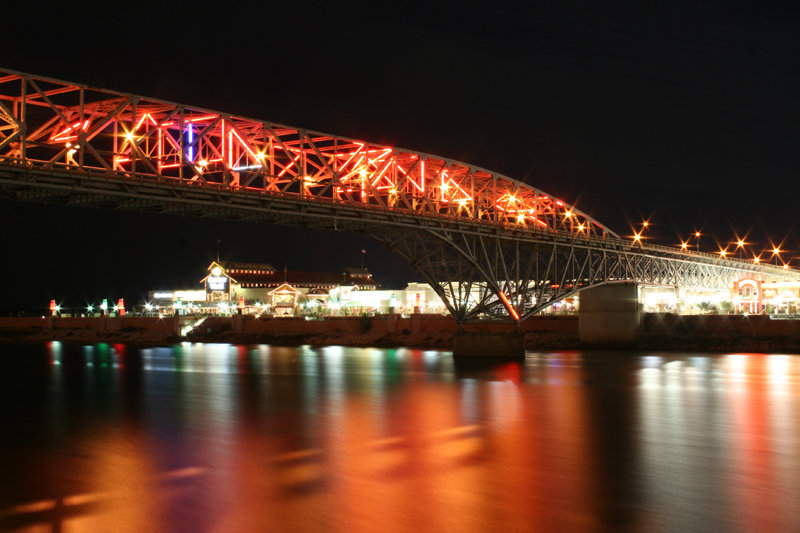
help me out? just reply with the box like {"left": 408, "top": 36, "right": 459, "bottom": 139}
{"left": 2, "top": 2, "right": 799, "bottom": 313}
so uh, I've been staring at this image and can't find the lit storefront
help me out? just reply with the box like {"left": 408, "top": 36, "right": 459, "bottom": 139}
{"left": 733, "top": 277, "right": 800, "bottom": 314}
{"left": 148, "top": 260, "right": 385, "bottom": 316}
{"left": 268, "top": 283, "right": 301, "bottom": 316}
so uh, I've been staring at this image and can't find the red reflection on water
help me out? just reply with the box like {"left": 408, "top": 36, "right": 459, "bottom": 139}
{"left": 113, "top": 343, "right": 126, "bottom": 369}
{"left": 495, "top": 362, "right": 521, "bottom": 383}
{"left": 726, "top": 356, "right": 782, "bottom": 532}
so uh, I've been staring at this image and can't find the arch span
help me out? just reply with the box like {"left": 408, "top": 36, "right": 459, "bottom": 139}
{"left": 0, "top": 68, "right": 614, "bottom": 240}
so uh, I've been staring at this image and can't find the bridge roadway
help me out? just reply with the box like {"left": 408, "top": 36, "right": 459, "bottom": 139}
{"left": 1, "top": 68, "right": 798, "bottom": 330}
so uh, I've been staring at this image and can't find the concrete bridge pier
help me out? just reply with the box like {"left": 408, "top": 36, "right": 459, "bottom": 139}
{"left": 453, "top": 329, "right": 525, "bottom": 359}
{"left": 578, "top": 283, "right": 641, "bottom": 347}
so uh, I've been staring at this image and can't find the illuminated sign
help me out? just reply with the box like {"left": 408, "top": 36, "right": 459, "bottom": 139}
{"left": 175, "top": 290, "right": 206, "bottom": 301}
{"left": 207, "top": 275, "right": 229, "bottom": 292}
{"left": 152, "top": 290, "right": 206, "bottom": 301}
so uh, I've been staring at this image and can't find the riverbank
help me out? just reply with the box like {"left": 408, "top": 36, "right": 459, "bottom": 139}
{"left": 0, "top": 314, "right": 576, "bottom": 349}
{"left": 1, "top": 313, "right": 800, "bottom": 353}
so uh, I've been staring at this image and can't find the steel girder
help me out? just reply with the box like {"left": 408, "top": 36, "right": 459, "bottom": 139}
{"left": 3, "top": 151, "right": 800, "bottom": 323}
{"left": 371, "top": 229, "right": 800, "bottom": 323}
{"left": 0, "top": 68, "right": 612, "bottom": 239}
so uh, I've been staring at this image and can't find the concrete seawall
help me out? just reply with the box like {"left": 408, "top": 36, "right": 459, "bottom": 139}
{"left": 0, "top": 314, "right": 578, "bottom": 349}
{"left": 1, "top": 313, "right": 800, "bottom": 353}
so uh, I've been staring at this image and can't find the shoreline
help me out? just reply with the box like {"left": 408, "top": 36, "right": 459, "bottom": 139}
{"left": 1, "top": 314, "right": 800, "bottom": 354}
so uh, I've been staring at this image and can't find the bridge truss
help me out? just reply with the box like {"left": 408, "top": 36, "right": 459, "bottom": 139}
{"left": 0, "top": 68, "right": 797, "bottom": 323}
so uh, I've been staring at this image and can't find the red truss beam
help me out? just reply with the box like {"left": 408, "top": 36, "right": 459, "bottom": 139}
{"left": 0, "top": 68, "right": 618, "bottom": 238}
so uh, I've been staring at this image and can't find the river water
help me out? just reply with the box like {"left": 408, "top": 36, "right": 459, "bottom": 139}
{"left": 1, "top": 342, "right": 798, "bottom": 532}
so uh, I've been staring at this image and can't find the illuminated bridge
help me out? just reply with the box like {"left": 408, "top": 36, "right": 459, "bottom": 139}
{"left": 1, "top": 68, "right": 797, "bottom": 325}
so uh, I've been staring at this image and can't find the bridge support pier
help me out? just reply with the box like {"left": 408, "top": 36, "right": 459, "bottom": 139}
{"left": 453, "top": 331, "right": 525, "bottom": 359}
{"left": 579, "top": 283, "right": 641, "bottom": 348}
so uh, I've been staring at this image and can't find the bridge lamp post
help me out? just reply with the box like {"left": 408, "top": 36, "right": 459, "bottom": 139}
{"left": 694, "top": 231, "right": 701, "bottom": 252}
{"left": 640, "top": 220, "right": 650, "bottom": 240}
{"left": 719, "top": 248, "right": 728, "bottom": 259}
{"left": 680, "top": 241, "right": 689, "bottom": 251}
{"left": 632, "top": 232, "right": 643, "bottom": 247}
{"left": 772, "top": 246, "right": 782, "bottom": 265}
{"left": 753, "top": 255, "right": 761, "bottom": 265}
{"left": 736, "top": 239, "right": 746, "bottom": 259}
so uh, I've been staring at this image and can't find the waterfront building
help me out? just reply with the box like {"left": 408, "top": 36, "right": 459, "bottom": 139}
{"left": 149, "top": 260, "right": 383, "bottom": 316}
{"left": 147, "top": 260, "right": 800, "bottom": 318}
{"left": 268, "top": 283, "right": 301, "bottom": 316}
{"left": 732, "top": 277, "right": 800, "bottom": 314}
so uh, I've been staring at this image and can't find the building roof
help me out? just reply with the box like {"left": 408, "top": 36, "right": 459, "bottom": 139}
{"left": 237, "top": 270, "right": 379, "bottom": 289}
{"left": 343, "top": 267, "right": 372, "bottom": 277}
{"left": 215, "top": 261, "right": 277, "bottom": 274}
{"left": 204, "top": 261, "right": 379, "bottom": 289}
{"left": 268, "top": 283, "right": 301, "bottom": 295}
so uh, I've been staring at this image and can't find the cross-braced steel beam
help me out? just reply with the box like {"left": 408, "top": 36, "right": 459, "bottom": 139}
{"left": 1, "top": 68, "right": 799, "bottom": 323}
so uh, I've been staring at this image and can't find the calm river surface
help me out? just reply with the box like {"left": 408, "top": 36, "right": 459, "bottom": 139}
{"left": 1, "top": 342, "right": 799, "bottom": 532}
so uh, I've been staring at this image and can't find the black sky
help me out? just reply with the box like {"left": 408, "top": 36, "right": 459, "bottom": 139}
{"left": 2, "top": 2, "right": 799, "bottom": 312}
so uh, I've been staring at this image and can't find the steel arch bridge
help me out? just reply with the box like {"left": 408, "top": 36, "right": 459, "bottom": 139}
{"left": 0, "top": 68, "right": 797, "bottom": 323}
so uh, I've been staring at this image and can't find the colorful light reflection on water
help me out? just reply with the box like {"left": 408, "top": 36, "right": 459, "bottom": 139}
{"left": 1, "top": 344, "right": 799, "bottom": 532}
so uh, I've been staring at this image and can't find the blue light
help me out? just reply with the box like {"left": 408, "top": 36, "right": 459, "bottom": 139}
{"left": 186, "top": 123, "right": 194, "bottom": 162}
